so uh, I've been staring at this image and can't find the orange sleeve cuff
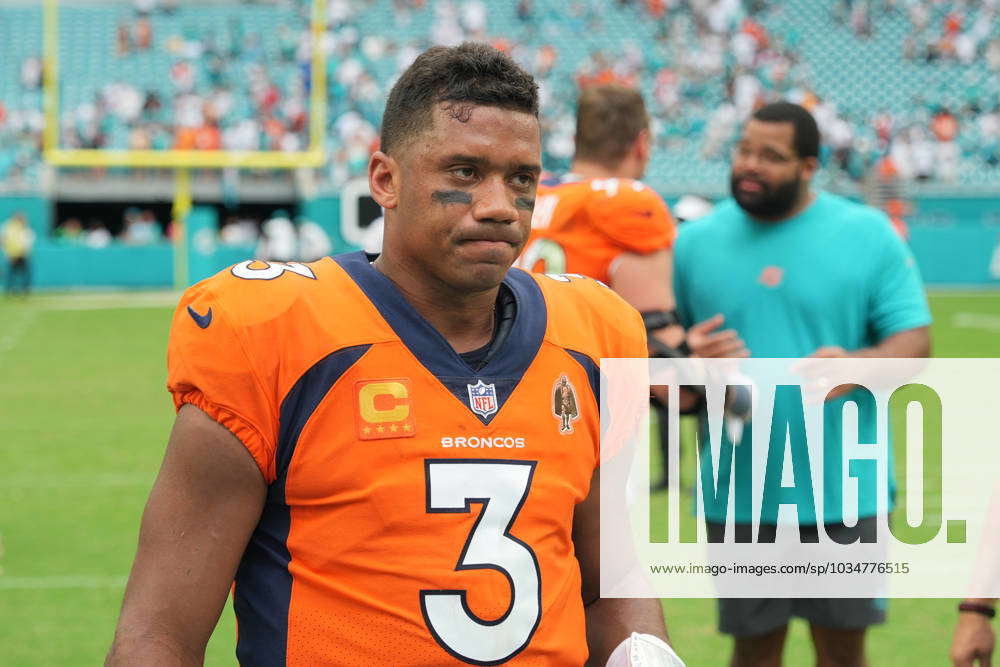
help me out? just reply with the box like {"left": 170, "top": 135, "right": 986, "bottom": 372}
{"left": 172, "top": 388, "right": 276, "bottom": 484}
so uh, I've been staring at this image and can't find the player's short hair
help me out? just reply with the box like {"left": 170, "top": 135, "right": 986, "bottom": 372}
{"left": 380, "top": 42, "right": 539, "bottom": 155}
{"left": 573, "top": 84, "right": 649, "bottom": 166}
{"left": 752, "top": 101, "right": 820, "bottom": 159}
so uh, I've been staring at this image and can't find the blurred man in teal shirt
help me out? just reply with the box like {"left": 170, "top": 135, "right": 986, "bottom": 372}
{"left": 673, "top": 102, "right": 931, "bottom": 667}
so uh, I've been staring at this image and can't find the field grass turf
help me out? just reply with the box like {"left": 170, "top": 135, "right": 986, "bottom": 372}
{"left": 0, "top": 289, "right": 997, "bottom": 665}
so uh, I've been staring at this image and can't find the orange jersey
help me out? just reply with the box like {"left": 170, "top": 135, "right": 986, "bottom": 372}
{"left": 166, "top": 253, "right": 647, "bottom": 666}
{"left": 517, "top": 175, "right": 676, "bottom": 285}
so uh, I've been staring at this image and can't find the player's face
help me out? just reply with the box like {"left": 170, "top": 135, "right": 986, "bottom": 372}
{"left": 389, "top": 104, "right": 541, "bottom": 293}
{"left": 730, "top": 119, "right": 814, "bottom": 220}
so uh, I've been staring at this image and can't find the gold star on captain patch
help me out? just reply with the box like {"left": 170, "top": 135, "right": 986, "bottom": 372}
{"left": 403, "top": 423, "right": 412, "bottom": 432}
{"left": 376, "top": 424, "right": 385, "bottom": 433}
{"left": 363, "top": 426, "right": 372, "bottom": 435}
{"left": 390, "top": 424, "right": 398, "bottom": 432}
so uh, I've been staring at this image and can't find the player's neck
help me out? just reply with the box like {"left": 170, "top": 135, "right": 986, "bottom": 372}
{"left": 570, "top": 158, "right": 638, "bottom": 181}
{"left": 372, "top": 257, "right": 498, "bottom": 353}
{"left": 412, "top": 291, "right": 497, "bottom": 354}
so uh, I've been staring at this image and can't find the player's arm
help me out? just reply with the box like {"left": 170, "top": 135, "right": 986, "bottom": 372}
{"left": 840, "top": 216, "right": 932, "bottom": 361}
{"left": 609, "top": 248, "right": 684, "bottom": 351}
{"left": 952, "top": 599, "right": 997, "bottom": 667}
{"left": 809, "top": 325, "right": 931, "bottom": 360}
{"left": 862, "top": 325, "right": 931, "bottom": 357}
{"left": 611, "top": 249, "right": 747, "bottom": 360}
{"left": 610, "top": 249, "right": 693, "bottom": 409}
{"left": 613, "top": 249, "right": 745, "bottom": 416}
{"left": 801, "top": 327, "right": 931, "bottom": 400}
{"left": 804, "top": 210, "right": 931, "bottom": 395}
{"left": 574, "top": 468, "right": 682, "bottom": 666}
{"left": 106, "top": 405, "right": 266, "bottom": 666}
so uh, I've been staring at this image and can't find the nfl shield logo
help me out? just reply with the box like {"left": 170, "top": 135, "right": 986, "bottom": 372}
{"left": 467, "top": 380, "right": 498, "bottom": 418}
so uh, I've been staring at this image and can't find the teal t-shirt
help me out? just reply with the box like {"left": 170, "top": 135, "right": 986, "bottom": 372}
{"left": 673, "top": 192, "right": 932, "bottom": 525}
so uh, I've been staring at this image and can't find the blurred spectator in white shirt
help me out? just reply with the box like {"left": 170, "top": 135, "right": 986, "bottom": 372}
{"left": 20, "top": 57, "right": 41, "bottom": 91}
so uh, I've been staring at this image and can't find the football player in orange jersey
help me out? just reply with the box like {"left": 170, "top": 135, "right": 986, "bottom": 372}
{"left": 107, "top": 44, "right": 684, "bottom": 666}
{"left": 518, "top": 84, "right": 745, "bottom": 491}
{"left": 519, "top": 84, "right": 675, "bottom": 316}
{"left": 518, "top": 83, "right": 745, "bottom": 364}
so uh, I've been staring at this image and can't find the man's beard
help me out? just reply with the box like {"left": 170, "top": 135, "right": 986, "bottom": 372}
{"left": 730, "top": 172, "right": 802, "bottom": 219}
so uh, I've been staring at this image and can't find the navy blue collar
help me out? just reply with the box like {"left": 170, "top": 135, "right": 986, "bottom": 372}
{"left": 334, "top": 251, "right": 547, "bottom": 423}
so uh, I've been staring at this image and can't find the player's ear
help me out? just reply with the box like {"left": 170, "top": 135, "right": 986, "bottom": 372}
{"left": 801, "top": 155, "right": 819, "bottom": 183}
{"left": 369, "top": 150, "right": 400, "bottom": 210}
{"left": 630, "top": 128, "right": 652, "bottom": 177}
{"left": 635, "top": 128, "right": 652, "bottom": 163}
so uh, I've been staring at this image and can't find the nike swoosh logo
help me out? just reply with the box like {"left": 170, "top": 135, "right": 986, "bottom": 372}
{"left": 187, "top": 305, "right": 213, "bottom": 329}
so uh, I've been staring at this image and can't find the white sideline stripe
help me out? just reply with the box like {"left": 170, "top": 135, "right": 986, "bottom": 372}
{"left": 953, "top": 312, "right": 1000, "bottom": 332}
{"left": 2, "top": 473, "right": 152, "bottom": 488}
{"left": 0, "top": 575, "right": 127, "bottom": 590}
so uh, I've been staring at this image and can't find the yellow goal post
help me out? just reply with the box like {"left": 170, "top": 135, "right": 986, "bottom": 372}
{"left": 42, "top": 0, "right": 329, "bottom": 287}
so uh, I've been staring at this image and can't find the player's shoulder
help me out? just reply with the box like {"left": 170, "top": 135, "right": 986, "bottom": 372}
{"left": 170, "top": 253, "right": 393, "bottom": 380}
{"left": 525, "top": 269, "right": 645, "bottom": 355}
{"left": 820, "top": 191, "right": 877, "bottom": 218}
{"left": 676, "top": 198, "right": 737, "bottom": 246}
{"left": 818, "top": 192, "right": 896, "bottom": 240}
{"left": 173, "top": 256, "right": 370, "bottom": 348}
{"left": 582, "top": 178, "right": 674, "bottom": 246}
{"left": 527, "top": 268, "right": 616, "bottom": 301}
{"left": 583, "top": 177, "right": 668, "bottom": 210}
{"left": 541, "top": 175, "right": 664, "bottom": 203}
{"left": 178, "top": 257, "right": 342, "bottom": 321}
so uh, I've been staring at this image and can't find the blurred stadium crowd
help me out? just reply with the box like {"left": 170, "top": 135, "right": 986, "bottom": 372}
{"left": 1, "top": 0, "right": 999, "bottom": 195}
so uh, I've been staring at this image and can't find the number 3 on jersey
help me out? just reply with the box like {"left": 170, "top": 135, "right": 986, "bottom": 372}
{"left": 421, "top": 460, "right": 542, "bottom": 665}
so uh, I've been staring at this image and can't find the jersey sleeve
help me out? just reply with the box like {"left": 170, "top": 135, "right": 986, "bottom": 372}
{"left": 544, "top": 273, "right": 648, "bottom": 357}
{"left": 587, "top": 180, "right": 677, "bottom": 254}
{"left": 620, "top": 304, "right": 649, "bottom": 358}
{"left": 867, "top": 213, "right": 932, "bottom": 339}
{"left": 167, "top": 280, "right": 279, "bottom": 482}
{"left": 593, "top": 284, "right": 649, "bottom": 465}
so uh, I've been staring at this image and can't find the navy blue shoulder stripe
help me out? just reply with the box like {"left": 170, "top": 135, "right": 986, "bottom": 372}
{"left": 235, "top": 343, "right": 371, "bottom": 666}
{"left": 564, "top": 349, "right": 600, "bottom": 406}
{"left": 275, "top": 344, "right": 371, "bottom": 477}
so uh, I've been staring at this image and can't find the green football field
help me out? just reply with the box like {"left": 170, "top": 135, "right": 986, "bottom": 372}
{"left": 0, "top": 290, "right": 998, "bottom": 666}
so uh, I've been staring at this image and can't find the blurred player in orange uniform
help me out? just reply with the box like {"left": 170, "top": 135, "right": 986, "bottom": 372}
{"left": 518, "top": 84, "right": 744, "bottom": 362}
{"left": 106, "top": 44, "right": 684, "bottom": 666}
{"left": 519, "top": 84, "right": 674, "bottom": 310}
{"left": 519, "top": 85, "right": 745, "bottom": 489}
